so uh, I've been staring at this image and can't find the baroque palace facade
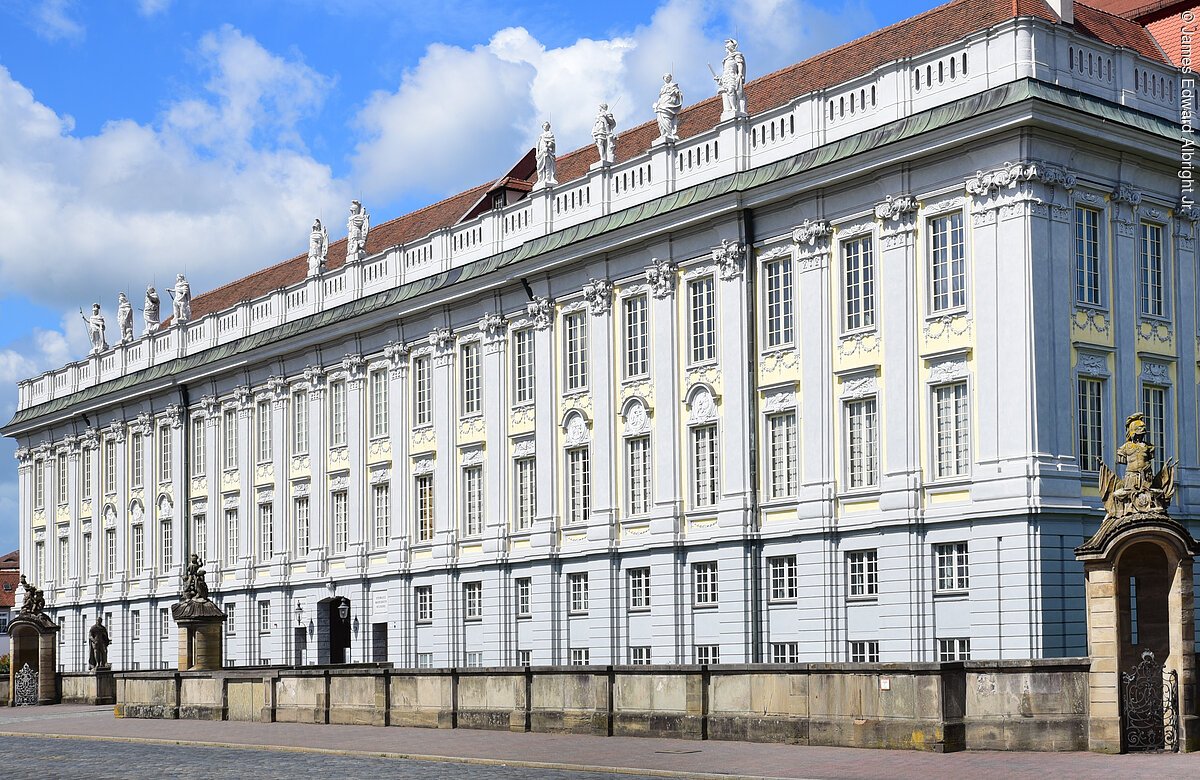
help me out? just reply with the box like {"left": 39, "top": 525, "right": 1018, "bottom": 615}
{"left": 5, "top": 0, "right": 1197, "bottom": 671}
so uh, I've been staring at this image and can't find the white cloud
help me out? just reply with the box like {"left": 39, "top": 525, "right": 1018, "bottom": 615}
{"left": 29, "top": 0, "right": 84, "bottom": 42}
{"left": 137, "top": 0, "right": 170, "bottom": 17}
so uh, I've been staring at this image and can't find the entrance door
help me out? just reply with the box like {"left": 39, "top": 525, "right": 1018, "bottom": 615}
{"left": 1117, "top": 542, "right": 1176, "bottom": 752}
{"left": 327, "top": 599, "right": 351, "bottom": 664}
{"left": 293, "top": 627, "right": 307, "bottom": 666}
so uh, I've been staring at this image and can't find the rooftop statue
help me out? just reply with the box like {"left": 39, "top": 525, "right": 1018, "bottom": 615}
{"left": 308, "top": 218, "right": 328, "bottom": 276}
{"left": 117, "top": 293, "right": 134, "bottom": 344}
{"left": 346, "top": 200, "right": 370, "bottom": 262}
{"left": 536, "top": 122, "right": 558, "bottom": 187}
{"left": 168, "top": 274, "right": 191, "bottom": 324}
{"left": 653, "top": 74, "right": 683, "bottom": 142}
{"left": 144, "top": 285, "right": 161, "bottom": 335}
{"left": 714, "top": 39, "right": 747, "bottom": 116}
{"left": 79, "top": 303, "right": 107, "bottom": 355}
{"left": 592, "top": 104, "right": 617, "bottom": 164}
{"left": 88, "top": 615, "right": 111, "bottom": 670}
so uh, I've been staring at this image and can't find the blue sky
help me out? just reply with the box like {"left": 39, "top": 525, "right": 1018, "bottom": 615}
{"left": 0, "top": 0, "right": 934, "bottom": 553}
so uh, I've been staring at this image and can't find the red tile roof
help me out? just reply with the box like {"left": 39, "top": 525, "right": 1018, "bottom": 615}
{"left": 1078, "top": 0, "right": 1192, "bottom": 18}
{"left": 184, "top": 0, "right": 1168, "bottom": 323}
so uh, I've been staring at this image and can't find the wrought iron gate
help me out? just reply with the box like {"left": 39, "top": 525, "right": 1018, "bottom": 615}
{"left": 1121, "top": 649, "right": 1179, "bottom": 752}
{"left": 13, "top": 662, "right": 38, "bottom": 706}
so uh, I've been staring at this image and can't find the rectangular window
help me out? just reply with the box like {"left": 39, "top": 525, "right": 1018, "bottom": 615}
{"left": 514, "top": 457, "right": 536, "bottom": 530}
{"left": 33, "top": 459, "right": 45, "bottom": 509}
{"left": 849, "top": 640, "right": 879, "bottom": 663}
{"left": 463, "top": 581, "right": 482, "bottom": 621}
{"left": 512, "top": 329, "right": 535, "bottom": 405}
{"left": 768, "top": 555, "right": 798, "bottom": 602}
{"left": 259, "top": 600, "right": 271, "bottom": 633}
{"left": 567, "top": 447, "right": 590, "bottom": 524}
{"left": 104, "top": 529, "right": 116, "bottom": 580}
{"left": 34, "top": 540, "right": 44, "bottom": 584}
{"left": 191, "top": 417, "right": 206, "bottom": 477}
{"left": 845, "top": 398, "right": 878, "bottom": 488}
{"left": 564, "top": 311, "right": 588, "bottom": 391}
{"left": 329, "top": 380, "right": 347, "bottom": 448}
{"left": 372, "top": 483, "right": 389, "bottom": 548}
{"left": 630, "top": 646, "right": 652, "bottom": 665}
{"left": 843, "top": 236, "right": 875, "bottom": 331}
{"left": 222, "top": 410, "right": 238, "bottom": 471}
{"left": 570, "top": 648, "right": 590, "bottom": 666}
{"left": 691, "top": 424, "right": 719, "bottom": 507}
{"left": 518, "top": 649, "right": 531, "bottom": 667}
{"left": 1139, "top": 221, "right": 1165, "bottom": 317}
{"left": 256, "top": 401, "right": 272, "bottom": 464}
{"left": 568, "top": 572, "right": 589, "bottom": 614}
{"left": 417, "top": 652, "right": 433, "bottom": 668}
{"left": 158, "top": 425, "right": 172, "bottom": 482}
{"left": 129, "top": 434, "right": 144, "bottom": 489}
{"left": 771, "top": 642, "right": 799, "bottom": 664}
{"left": 331, "top": 490, "right": 348, "bottom": 553}
{"left": 56, "top": 452, "right": 68, "bottom": 505}
{"left": 935, "top": 542, "right": 970, "bottom": 592}
{"left": 626, "top": 435, "right": 651, "bottom": 516}
{"left": 131, "top": 611, "right": 141, "bottom": 642}
{"left": 293, "top": 497, "right": 309, "bottom": 557}
{"left": 291, "top": 390, "right": 309, "bottom": 455}
{"left": 938, "top": 638, "right": 971, "bottom": 661}
{"left": 83, "top": 532, "right": 93, "bottom": 576}
{"left": 415, "top": 474, "right": 434, "bottom": 542}
{"left": 1075, "top": 206, "right": 1102, "bottom": 306}
{"left": 764, "top": 256, "right": 794, "bottom": 348}
{"left": 689, "top": 276, "right": 717, "bottom": 364}
{"left": 1143, "top": 384, "right": 1168, "bottom": 454}
{"left": 258, "top": 503, "right": 273, "bottom": 560}
{"left": 461, "top": 465, "right": 483, "bottom": 536}
{"left": 103, "top": 440, "right": 116, "bottom": 494}
{"left": 695, "top": 645, "right": 720, "bottom": 665}
{"left": 623, "top": 295, "right": 649, "bottom": 377}
{"left": 192, "top": 513, "right": 206, "bottom": 563}
{"left": 225, "top": 508, "right": 239, "bottom": 565}
{"left": 847, "top": 550, "right": 879, "bottom": 599}
{"left": 370, "top": 368, "right": 389, "bottom": 438}
{"left": 1078, "top": 377, "right": 1104, "bottom": 472}
{"left": 933, "top": 382, "right": 970, "bottom": 478}
{"left": 515, "top": 577, "right": 532, "bottom": 618}
{"left": 132, "top": 524, "right": 145, "bottom": 573}
{"left": 766, "top": 412, "right": 797, "bottom": 499}
{"left": 693, "top": 561, "right": 718, "bottom": 606}
{"left": 461, "top": 342, "right": 481, "bottom": 415}
{"left": 415, "top": 585, "right": 433, "bottom": 623}
{"left": 464, "top": 651, "right": 483, "bottom": 668}
{"left": 226, "top": 603, "right": 236, "bottom": 636}
{"left": 160, "top": 608, "right": 170, "bottom": 639}
{"left": 628, "top": 567, "right": 651, "bottom": 611}
{"left": 413, "top": 356, "right": 432, "bottom": 425}
{"left": 160, "top": 520, "right": 172, "bottom": 572}
{"left": 929, "top": 212, "right": 966, "bottom": 312}
{"left": 81, "top": 447, "right": 93, "bottom": 499}
{"left": 58, "top": 536, "right": 69, "bottom": 581}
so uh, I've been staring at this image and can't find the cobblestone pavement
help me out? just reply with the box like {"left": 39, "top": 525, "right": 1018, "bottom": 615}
{"left": 0, "top": 705, "right": 1197, "bottom": 780}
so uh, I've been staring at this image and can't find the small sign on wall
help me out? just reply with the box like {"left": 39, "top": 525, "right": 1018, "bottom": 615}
{"left": 880, "top": 677, "right": 891, "bottom": 691}
{"left": 372, "top": 592, "right": 388, "bottom": 616}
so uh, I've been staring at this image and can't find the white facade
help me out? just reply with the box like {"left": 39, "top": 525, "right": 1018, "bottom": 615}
{"left": 5, "top": 13, "right": 1197, "bottom": 671}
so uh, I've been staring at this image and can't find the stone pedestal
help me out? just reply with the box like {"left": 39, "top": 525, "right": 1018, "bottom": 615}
{"left": 172, "top": 598, "right": 226, "bottom": 671}
{"left": 7, "top": 613, "right": 59, "bottom": 705}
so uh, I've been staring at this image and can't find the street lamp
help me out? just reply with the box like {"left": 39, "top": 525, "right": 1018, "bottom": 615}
{"left": 294, "top": 601, "right": 303, "bottom": 626}
{"left": 337, "top": 597, "right": 350, "bottom": 621}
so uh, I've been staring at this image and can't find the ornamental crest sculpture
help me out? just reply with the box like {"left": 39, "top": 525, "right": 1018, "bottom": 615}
{"left": 526, "top": 296, "right": 553, "bottom": 330}
{"left": 582, "top": 279, "right": 613, "bottom": 315}
{"left": 645, "top": 257, "right": 677, "bottom": 299}
{"left": 1100, "top": 412, "right": 1176, "bottom": 520}
{"left": 712, "top": 239, "right": 745, "bottom": 280}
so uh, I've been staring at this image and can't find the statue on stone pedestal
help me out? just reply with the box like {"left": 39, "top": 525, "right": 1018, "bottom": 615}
{"left": 653, "top": 73, "right": 683, "bottom": 142}
{"left": 535, "top": 122, "right": 558, "bottom": 187}
{"left": 592, "top": 104, "right": 617, "bottom": 164}
{"left": 79, "top": 303, "right": 107, "bottom": 354}
{"left": 18, "top": 574, "right": 39, "bottom": 615}
{"left": 346, "top": 200, "right": 370, "bottom": 262}
{"left": 117, "top": 293, "right": 134, "bottom": 344}
{"left": 307, "top": 218, "right": 328, "bottom": 276}
{"left": 714, "top": 39, "right": 746, "bottom": 116}
{"left": 1099, "top": 412, "right": 1176, "bottom": 521}
{"left": 87, "top": 615, "right": 111, "bottom": 670}
{"left": 143, "top": 286, "right": 161, "bottom": 335}
{"left": 181, "top": 553, "right": 210, "bottom": 602}
{"left": 167, "top": 274, "right": 191, "bottom": 324}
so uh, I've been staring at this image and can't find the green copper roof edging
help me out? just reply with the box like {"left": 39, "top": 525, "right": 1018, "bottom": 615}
{"left": 3, "top": 78, "right": 1177, "bottom": 432}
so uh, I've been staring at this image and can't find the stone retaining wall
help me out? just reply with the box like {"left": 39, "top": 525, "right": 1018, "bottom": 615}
{"left": 113, "top": 659, "right": 1089, "bottom": 752}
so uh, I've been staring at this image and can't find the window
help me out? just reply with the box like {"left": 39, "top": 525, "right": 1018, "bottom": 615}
{"left": 372, "top": 483, "right": 389, "bottom": 548}
{"left": 192, "top": 513, "right": 207, "bottom": 563}
{"left": 259, "top": 600, "right": 271, "bottom": 633}
{"left": 849, "top": 640, "right": 879, "bottom": 663}
{"left": 331, "top": 491, "right": 348, "bottom": 553}
{"left": 81, "top": 447, "right": 93, "bottom": 499}
{"left": 691, "top": 424, "right": 719, "bottom": 506}
{"left": 566, "top": 447, "right": 590, "bottom": 524}
{"left": 938, "top": 638, "right": 971, "bottom": 661}
{"left": 564, "top": 311, "right": 588, "bottom": 391}
{"left": 463, "top": 581, "right": 482, "bottom": 621}
{"left": 935, "top": 542, "right": 969, "bottom": 592}
{"left": 518, "top": 649, "right": 531, "bottom": 667}
{"left": 83, "top": 532, "right": 93, "bottom": 576}
{"left": 1143, "top": 384, "right": 1167, "bottom": 454}
{"left": 291, "top": 390, "right": 309, "bottom": 455}
{"left": 845, "top": 397, "right": 878, "bottom": 488}
{"left": 688, "top": 276, "right": 716, "bottom": 363}
{"left": 413, "top": 356, "right": 432, "bottom": 425}
{"left": 191, "top": 417, "right": 206, "bottom": 476}
{"left": 56, "top": 452, "right": 68, "bottom": 504}
{"left": 57, "top": 536, "right": 69, "bottom": 581}
{"left": 628, "top": 567, "right": 651, "bottom": 611}
{"left": 462, "top": 465, "right": 483, "bottom": 536}
{"left": 768, "top": 556, "right": 797, "bottom": 602}
{"left": 226, "top": 603, "right": 236, "bottom": 636}
{"left": 512, "top": 329, "right": 535, "bottom": 405}
{"left": 160, "top": 520, "right": 172, "bottom": 572}
{"left": 461, "top": 342, "right": 481, "bottom": 415}
{"left": 258, "top": 503, "right": 273, "bottom": 560}
{"left": 843, "top": 236, "right": 875, "bottom": 331}
{"left": 1074, "top": 206, "right": 1101, "bottom": 306}
{"left": 630, "top": 646, "right": 652, "bottom": 665}
{"left": 129, "top": 434, "right": 144, "bottom": 489}
{"left": 225, "top": 508, "right": 239, "bottom": 565}
{"left": 764, "top": 256, "right": 794, "bottom": 347}
{"left": 1139, "top": 221, "right": 1165, "bottom": 317}
{"left": 415, "top": 586, "right": 433, "bottom": 623}
{"left": 929, "top": 212, "right": 966, "bottom": 312}
{"left": 514, "top": 457, "right": 536, "bottom": 530}
{"left": 568, "top": 572, "right": 589, "bottom": 614}
{"left": 293, "top": 497, "right": 309, "bottom": 556}
{"left": 329, "top": 380, "right": 347, "bottom": 448}
{"left": 847, "top": 549, "right": 879, "bottom": 599}
{"left": 766, "top": 412, "right": 797, "bottom": 499}
{"left": 515, "top": 577, "right": 532, "bottom": 618}
{"left": 370, "top": 368, "right": 389, "bottom": 438}
{"left": 222, "top": 410, "right": 238, "bottom": 470}
{"left": 157, "top": 425, "right": 172, "bottom": 482}
{"left": 33, "top": 459, "right": 45, "bottom": 509}
{"left": 132, "top": 524, "right": 145, "bottom": 573}
{"left": 626, "top": 435, "right": 651, "bottom": 515}
{"left": 417, "top": 652, "right": 433, "bottom": 668}
{"left": 104, "top": 529, "right": 116, "bottom": 579}
{"left": 256, "top": 401, "right": 271, "bottom": 463}
{"left": 103, "top": 440, "right": 116, "bottom": 494}
{"left": 464, "top": 651, "right": 483, "bottom": 668}
{"left": 33, "top": 541, "right": 44, "bottom": 584}
{"left": 1078, "top": 377, "right": 1104, "bottom": 472}
{"left": 570, "top": 648, "right": 590, "bottom": 666}
{"left": 159, "top": 608, "right": 170, "bottom": 639}
{"left": 693, "top": 562, "right": 718, "bottom": 606}
{"left": 131, "top": 611, "right": 141, "bottom": 641}
{"left": 623, "top": 295, "right": 649, "bottom": 377}
{"left": 771, "top": 643, "right": 799, "bottom": 664}
{"left": 695, "top": 645, "right": 720, "bottom": 665}
{"left": 933, "top": 382, "right": 970, "bottom": 478}
{"left": 415, "top": 474, "right": 434, "bottom": 542}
